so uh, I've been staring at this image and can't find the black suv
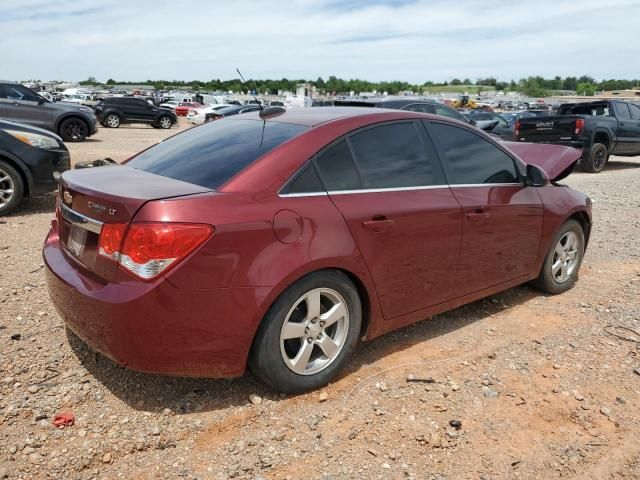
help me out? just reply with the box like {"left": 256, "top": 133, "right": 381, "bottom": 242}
{"left": 0, "top": 119, "right": 70, "bottom": 215}
{"left": 0, "top": 80, "right": 98, "bottom": 142}
{"left": 94, "top": 97, "right": 177, "bottom": 129}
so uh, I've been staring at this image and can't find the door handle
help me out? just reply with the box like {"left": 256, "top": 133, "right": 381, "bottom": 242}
{"left": 363, "top": 216, "right": 394, "bottom": 232}
{"left": 466, "top": 209, "right": 490, "bottom": 222}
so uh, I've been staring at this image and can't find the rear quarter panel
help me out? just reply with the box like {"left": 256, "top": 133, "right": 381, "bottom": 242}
{"left": 134, "top": 192, "right": 384, "bottom": 338}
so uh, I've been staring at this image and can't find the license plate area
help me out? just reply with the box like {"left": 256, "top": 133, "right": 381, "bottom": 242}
{"left": 66, "top": 224, "right": 88, "bottom": 258}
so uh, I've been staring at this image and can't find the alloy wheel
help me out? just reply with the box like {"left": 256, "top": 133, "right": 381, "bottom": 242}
{"left": 0, "top": 167, "right": 15, "bottom": 210}
{"left": 159, "top": 117, "right": 172, "bottom": 128}
{"left": 64, "top": 120, "right": 87, "bottom": 140}
{"left": 106, "top": 114, "right": 120, "bottom": 128}
{"left": 593, "top": 148, "right": 606, "bottom": 171}
{"left": 551, "top": 231, "right": 580, "bottom": 283}
{"left": 280, "top": 288, "right": 349, "bottom": 375}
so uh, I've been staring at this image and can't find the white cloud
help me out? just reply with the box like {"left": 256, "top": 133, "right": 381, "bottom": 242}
{"left": 1, "top": 0, "right": 639, "bottom": 82}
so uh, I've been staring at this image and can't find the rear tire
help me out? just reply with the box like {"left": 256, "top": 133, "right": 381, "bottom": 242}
{"left": 249, "top": 270, "right": 362, "bottom": 393}
{"left": 104, "top": 113, "right": 121, "bottom": 128}
{"left": 59, "top": 117, "right": 89, "bottom": 141}
{"left": 581, "top": 143, "right": 608, "bottom": 173}
{"left": 158, "top": 116, "right": 173, "bottom": 129}
{"left": 530, "top": 219, "right": 585, "bottom": 294}
{"left": 0, "top": 160, "right": 25, "bottom": 216}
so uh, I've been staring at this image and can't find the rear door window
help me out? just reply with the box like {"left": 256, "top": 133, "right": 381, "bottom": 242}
{"left": 614, "top": 103, "right": 632, "bottom": 120}
{"left": 314, "top": 140, "right": 360, "bottom": 191}
{"left": 348, "top": 122, "right": 443, "bottom": 188}
{"left": 127, "top": 119, "right": 307, "bottom": 189}
{"left": 428, "top": 122, "right": 519, "bottom": 184}
{"left": 433, "top": 105, "right": 467, "bottom": 122}
{"left": 629, "top": 104, "right": 640, "bottom": 120}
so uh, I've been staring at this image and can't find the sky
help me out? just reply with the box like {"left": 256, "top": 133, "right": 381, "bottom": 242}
{"left": 1, "top": 0, "right": 639, "bottom": 83}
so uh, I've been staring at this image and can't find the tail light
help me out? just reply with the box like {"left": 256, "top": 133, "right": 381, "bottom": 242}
{"left": 514, "top": 120, "right": 521, "bottom": 138}
{"left": 574, "top": 118, "right": 585, "bottom": 135}
{"left": 98, "top": 222, "right": 213, "bottom": 280}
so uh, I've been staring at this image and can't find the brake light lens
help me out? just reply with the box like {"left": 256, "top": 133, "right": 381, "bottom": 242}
{"left": 574, "top": 118, "right": 585, "bottom": 135}
{"left": 98, "top": 222, "right": 213, "bottom": 280}
{"left": 514, "top": 120, "right": 521, "bottom": 137}
{"left": 99, "top": 223, "right": 127, "bottom": 259}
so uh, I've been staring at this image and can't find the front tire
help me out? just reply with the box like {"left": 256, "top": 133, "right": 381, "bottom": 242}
{"left": 531, "top": 219, "right": 585, "bottom": 294}
{"left": 581, "top": 143, "right": 608, "bottom": 173}
{"left": 250, "top": 270, "right": 362, "bottom": 393}
{"left": 59, "top": 117, "right": 89, "bottom": 141}
{"left": 0, "top": 160, "right": 24, "bottom": 216}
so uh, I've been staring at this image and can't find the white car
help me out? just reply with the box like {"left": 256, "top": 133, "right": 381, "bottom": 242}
{"left": 187, "top": 104, "right": 233, "bottom": 125}
{"left": 159, "top": 100, "right": 180, "bottom": 111}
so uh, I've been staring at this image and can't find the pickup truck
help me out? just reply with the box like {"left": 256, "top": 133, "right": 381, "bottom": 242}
{"left": 514, "top": 100, "right": 640, "bottom": 172}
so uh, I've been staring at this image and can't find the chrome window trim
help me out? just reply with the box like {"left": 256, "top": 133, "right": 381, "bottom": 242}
{"left": 450, "top": 183, "right": 522, "bottom": 188}
{"left": 277, "top": 183, "right": 523, "bottom": 198}
{"left": 328, "top": 185, "right": 449, "bottom": 195}
{"left": 278, "top": 192, "right": 328, "bottom": 198}
{"left": 59, "top": 202, "right": 103, "bottom": 234}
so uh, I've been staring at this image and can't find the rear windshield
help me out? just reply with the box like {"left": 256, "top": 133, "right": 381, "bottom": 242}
{"left": 127, "top": 119, "right": 307, "bottom": 189}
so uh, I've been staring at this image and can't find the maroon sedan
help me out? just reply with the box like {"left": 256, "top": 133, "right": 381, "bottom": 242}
{"left": 44, "top": 108, "right": 591, "bottom": 392}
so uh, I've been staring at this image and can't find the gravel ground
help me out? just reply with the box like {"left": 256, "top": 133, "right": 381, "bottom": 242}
{"left": 1, "top": 125, "right": 640, "bottom": 479}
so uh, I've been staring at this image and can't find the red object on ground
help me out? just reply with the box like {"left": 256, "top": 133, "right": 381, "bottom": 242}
{"left": 53, "top": 412, "right": 75, "bottom": 428}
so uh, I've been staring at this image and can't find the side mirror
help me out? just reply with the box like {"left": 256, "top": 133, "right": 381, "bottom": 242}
{"left": 525, "top": 164, "right": 549, "bottom": 187}
{"left": 469, "top": 119, "right": 477, "bottom": 126}
{"left": 37, "top": 98, "right": 46, "bottom": 104}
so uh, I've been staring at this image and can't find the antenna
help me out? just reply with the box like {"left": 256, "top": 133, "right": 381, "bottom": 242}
{"left": 236, "top": 68, "right": 263, "bottom": 111}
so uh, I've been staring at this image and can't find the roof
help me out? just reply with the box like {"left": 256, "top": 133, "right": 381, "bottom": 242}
{"left": 234, "top": 106, "right": 399, "bottom": 127}
{"left": 334, "top": 96, "right": 439, "bottom": 107}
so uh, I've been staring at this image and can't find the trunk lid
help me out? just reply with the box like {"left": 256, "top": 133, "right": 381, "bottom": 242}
{"left": 57, "top": 166, "right": 212, "bottom": 280}
{"left": 516, "top": 115, "right": 582, "bottom": 142}
{"left": 502, "top": 141, "right": 582, "bottom": 182}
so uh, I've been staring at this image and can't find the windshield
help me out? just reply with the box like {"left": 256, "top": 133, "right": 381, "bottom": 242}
{"left": 127, "top": 119, "right": 308, "bottom": 189}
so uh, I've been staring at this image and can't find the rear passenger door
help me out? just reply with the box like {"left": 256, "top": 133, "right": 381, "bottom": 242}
{"left": 314, "top": 121, "right": 463, "bottom": 320}
{"left": 426, "top": 121, "right": 543, "bottom": 295}
{"left": 613, "top": 102, "right": 635, "bottom": 154}
{"left": 625, "top": 103, "right": 640, "bottom": 155}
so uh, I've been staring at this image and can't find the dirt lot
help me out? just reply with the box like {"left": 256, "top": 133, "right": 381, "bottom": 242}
{"left": 1, "top": 122, "right": 640, "bottom": 480}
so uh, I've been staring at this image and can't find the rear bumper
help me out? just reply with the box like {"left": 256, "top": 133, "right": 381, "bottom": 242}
{"left": 43, "top": 225, "right": 268, "bottom": 378}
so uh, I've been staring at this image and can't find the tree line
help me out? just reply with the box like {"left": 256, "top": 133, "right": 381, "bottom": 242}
{"left": 76, "top": 75, "right": 640, "bottom": 97}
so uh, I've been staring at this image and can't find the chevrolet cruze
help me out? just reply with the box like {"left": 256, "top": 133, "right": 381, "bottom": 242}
{"left": 44, "top": 107, "right": 591, "bottom": 392}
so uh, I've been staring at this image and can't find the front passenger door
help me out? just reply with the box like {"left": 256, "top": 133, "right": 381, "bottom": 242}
{"left": 0, "top": 84, "right": 50, "bottom": 129}
{"left": 426, "top": 121, "right": 543, "bottom": 295}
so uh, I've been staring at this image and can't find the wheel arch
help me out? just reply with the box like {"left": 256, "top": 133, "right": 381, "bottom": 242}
{"left": 55, "top": 113, "right": 90, "bottom": 133}
{"left": 591, "top": 129, "right": 612, "bottom": 151}
{"left": 568, "top": 209, "right": 592, "bottom": 247}
{"left": 248, "top": 265, "right": 377, "bottom": 356}
{"left": 0, "top": 149, "right": 33, "bottom": 199}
